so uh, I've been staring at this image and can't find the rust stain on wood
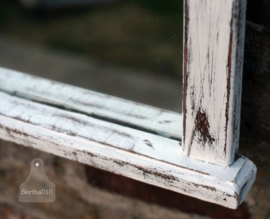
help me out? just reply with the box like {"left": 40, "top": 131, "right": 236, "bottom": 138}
{"left": 194, "top": 109, "right": 215, "bottom": 145}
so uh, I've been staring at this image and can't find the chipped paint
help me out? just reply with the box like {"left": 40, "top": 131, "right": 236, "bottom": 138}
{"left": 0, "top": 0, "right": 256, "bottom": 208}
{"left": 194, "top": 109, "right": 215, "bottom": 145}
{"left": 144, "top": 140, "right": 153, "bottom": 148}
{"left": 0, "top": 91, "right": 256, "bottom": 209}
{"left": 0, "top": 67, "right": 182, "bottom": 140}
{"left": 183, "top": 0, "right": 247, "bottom": 167}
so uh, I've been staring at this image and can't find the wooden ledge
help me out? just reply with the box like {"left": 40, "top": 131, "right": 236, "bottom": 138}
{"left": 0, "top": 91, "right": 256, "bottom": 209}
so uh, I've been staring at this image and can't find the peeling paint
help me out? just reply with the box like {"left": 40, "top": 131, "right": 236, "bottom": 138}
{"left": 194, "top": 109, "right": 215, "bottom": 145}
{"left": 182, "top": 0, "right": 246, "bottom": 167}
{"left": 0, "top": 91, "right": 256, "bottom": 209}
{"left": 144, "top": 140, "right": 153, "bottom": 148}
{"left": 0, "top": 67, "right": 182, "bottom": 140}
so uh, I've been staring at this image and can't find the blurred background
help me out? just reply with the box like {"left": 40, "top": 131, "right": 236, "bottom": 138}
{"left": 0, "top": 0, "right": 183, "bottom": 112}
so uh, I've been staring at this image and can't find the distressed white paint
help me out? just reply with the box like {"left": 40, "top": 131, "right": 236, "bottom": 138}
{"left": 183, "top": 0, "right": 246, "bottom": 166}
{"left": 0, "top": 92, "right": 256, "bottom": 208}
{"left": 0, "top": 67, "right": 181, "bottom": 140}
{"left": 0, "top": 0, "right": 256, "bottom": 207}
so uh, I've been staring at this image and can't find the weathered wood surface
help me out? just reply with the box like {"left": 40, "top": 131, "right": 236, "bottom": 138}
{"left": 0, "top": 91, "right": 256, "bottom": 208}
{"left": 183, "top": 0, "right": 247, "bottom": 166}
{"left": 0, "top": 67, "right": 181, "bottom": 140}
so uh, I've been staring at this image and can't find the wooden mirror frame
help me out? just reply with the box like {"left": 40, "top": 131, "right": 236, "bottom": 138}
{"left": 0, "top": 0, "right": 256, "bottom": 209}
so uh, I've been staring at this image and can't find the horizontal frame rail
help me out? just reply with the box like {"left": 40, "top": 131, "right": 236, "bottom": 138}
{"left": 0, "top": 91, "right": 256, "bottom": 208}
{"left": 0, "top": 67, "right": 182, "bottom": 140}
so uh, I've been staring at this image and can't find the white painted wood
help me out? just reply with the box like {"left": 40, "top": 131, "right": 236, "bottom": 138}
{"left": 183, "top": 0, "right": 246, "bottom": 166}
{"left": 0, "top": 0, "right": 256, "bottom": 207}
{"left": 0, "top": 92, "right": 256, "bottom": 209}
{"left": 0, "top": 67, "right": 181, "bottom": 140}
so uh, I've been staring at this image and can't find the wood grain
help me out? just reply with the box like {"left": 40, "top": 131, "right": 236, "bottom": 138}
{"left": 0, "top": 91, "right": 256, "bottom": 208}
{"left": 183, "top": 0, "right": 247, "bottom": 166}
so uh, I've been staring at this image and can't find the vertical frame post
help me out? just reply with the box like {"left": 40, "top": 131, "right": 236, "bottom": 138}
{"left": 182, "top": 0, "right": 247, "bottom": 166}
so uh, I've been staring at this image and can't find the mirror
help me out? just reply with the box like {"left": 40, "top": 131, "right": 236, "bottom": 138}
{"left": 0, "top": 0, "right": 183, "bottom": 112}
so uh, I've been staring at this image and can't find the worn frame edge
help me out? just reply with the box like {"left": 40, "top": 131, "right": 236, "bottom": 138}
{"left": 0, "top": 112, "right": 256, "bottom": 209}
{"left": 0, "top": 67, "right": 182, "bottom": 140}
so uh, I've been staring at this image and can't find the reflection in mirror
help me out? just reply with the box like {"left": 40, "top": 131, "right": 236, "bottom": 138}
{"left": 0, "top": 0, "right": 183, "bottom": 112}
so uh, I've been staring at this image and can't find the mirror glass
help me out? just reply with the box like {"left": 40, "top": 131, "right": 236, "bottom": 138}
{"left": 0, "top": 0, "right": 183, "bottom": 112}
